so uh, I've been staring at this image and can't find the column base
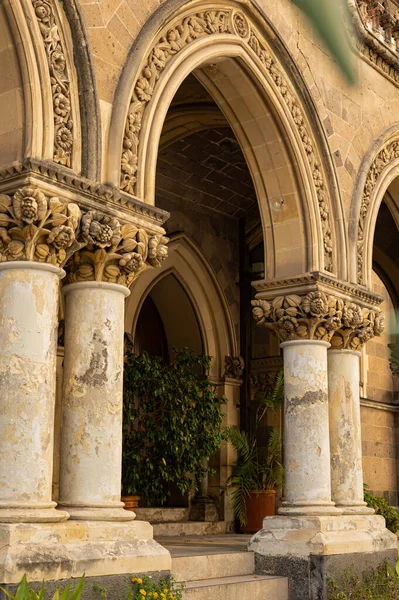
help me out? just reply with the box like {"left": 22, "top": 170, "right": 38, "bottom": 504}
{"left": 250, "top": 514, "right": 397, "bottom": 600}
{"left": 0, "top": 504, "right": 69, "bottom": 523}
{"left": 57, "top": 505, "right": 136, "bottom": 522}
{"left": 336, "top": 502, "right": 375, "bottom": 515}
{"left": 279, "top": 502, "right": 342, "bottom": 516}
{"left": 0, "top": 520, "right": 171, "bottom": 584}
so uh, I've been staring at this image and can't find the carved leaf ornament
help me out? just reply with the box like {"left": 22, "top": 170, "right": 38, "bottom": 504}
{"left": 0, "top": 186, "right": 169, "bottom": 286}
{"left": 120, "top": 9, "right": 334, "bottom": 271}
{"left": 32, "top": 0, "right": 73, "bottom": 167}
{"left": 252, "top": 291, "right": 384, "bottom": 349}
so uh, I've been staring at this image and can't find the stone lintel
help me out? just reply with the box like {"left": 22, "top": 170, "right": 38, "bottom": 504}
{"left": 252, "top": 271, "right": 382, "bottom": 310}
{"left": 0, "top": 521, "right": 171, "bottom": 584}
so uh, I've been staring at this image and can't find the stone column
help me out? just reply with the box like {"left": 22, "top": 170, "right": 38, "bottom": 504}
{"left": 328, "top": 349, "right": 372, "bottom": 514}
{"left": 59, "top": 281, "right": 133, "bottom": 521}
{"left": 58, "top": 210, "right": 169, "bottom": 521}
{"left": 0, "top": 262, "right": 68, "bottom": 522}
{"left": 280, "top": 339, "right": 338, "bottom": 515}
{"left": 0, "top": 184, "right": 81, "bottom": 523}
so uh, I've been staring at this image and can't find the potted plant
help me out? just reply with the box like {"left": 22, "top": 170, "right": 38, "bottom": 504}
{"left": 122, "top": 348, "right": 224, "bottom": 507}
{"left": 225, "top": 370, "right": 284, "bottom": 533}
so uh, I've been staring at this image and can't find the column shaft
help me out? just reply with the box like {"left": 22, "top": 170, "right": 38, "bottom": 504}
{"left": 0, "top": 262, "right": 67, "bottom": 522}
{"left": 59, "top": 281, "right": 134, "bottom": 521}
{"left": 280, "top": 340, "right": 339, "bottom": 515}
{"left": 328, "top": 349, "right": 372, "bottom": 514}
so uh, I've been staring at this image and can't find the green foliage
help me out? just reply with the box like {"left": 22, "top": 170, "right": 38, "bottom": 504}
{"left": 294, "top": 0, "right": 355, "bottom": 84}
{"left": 364, "top": 485, "right": 399, "bottom": 534}
{"left": 328, "top": 558, "right": 399, "bottom": 599}
{"left": 0, "top": 575, "right": 85, "bottom": 600}
{"left": 225, "top": 370, "right": 284, "bottom": 526}
{"left": 122, "top": 348, "right": 224, "bottom": 506}
{"left": 94, "top": 575, "right": 183, "bottom": 600}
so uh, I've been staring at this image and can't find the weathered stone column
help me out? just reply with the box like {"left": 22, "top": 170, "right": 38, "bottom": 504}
{"left": 58, "top": 211, "right": 169, "bottom": 520}
{"left": 328, "top": 307, "right": 384, "bottom": 514}
{"left": 0, "top": 262, "right": 67, "bottom": 522}
{"left": 0, "top": 185, "right": 81, "bottom": 522}
{"left": 280, "top": 339, "right": 337, "bottom": 515}
{"left": 59, "top": 281, "right": 133, "bottom": 521}
{"left": 249, "top": 285, "right": 397, "bottom": 600}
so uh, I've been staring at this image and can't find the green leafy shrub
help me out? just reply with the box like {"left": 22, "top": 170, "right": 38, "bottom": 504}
{"left": 94, "top": 575, "right": 183, "bottom": 600}
{"left": 0, "top": 574, "right": 84, "bottom": 600}
{"left": 364, "top": 485, "right": 399, "bottom": 534}
{"left": 328, "top": 559, "right": 399, "bottom": 599}
{"left": 122, "top": 348, "right": 224, "bottom": 506}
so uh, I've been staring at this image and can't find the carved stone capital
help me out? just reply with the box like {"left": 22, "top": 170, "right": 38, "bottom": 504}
{"left": 65, "top": 211, "right": 168, "bottom": 287}
{"left": 0, "top": 182, "right": 169, "bottom": 286}
{"left": 224, "top": 356, "right": 245, "bottom": 380}
{"left": 252, "top": 291, "right": 384, "bottom": 348}
{"left": 0, "top": 185, "right": 81, "bottom": 266}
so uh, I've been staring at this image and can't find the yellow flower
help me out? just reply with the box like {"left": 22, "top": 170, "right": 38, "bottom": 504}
{"left": 137, "top": 579, "right": 143, "bottom": 585}
{"left": 132, "top": 578, "right": 137, "bottom": 583}
{"left": 163, "top": 589, "right": 168, "bottom": 594}
{"left": 153, "top": 594, "right": 158, "bottom": 599}
{"left": 139, "top": 590, "right": 146, "bottom": 596}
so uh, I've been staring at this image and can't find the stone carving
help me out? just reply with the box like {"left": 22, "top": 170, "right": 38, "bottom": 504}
{"left": 66, "top": 211, "right": 169, "bottom": 286}
{"left": 357, "top": 139, "right": 399, "bottom": 283}
{"left": 120, "top": 9, "right": 333, "bottom": 271}
{"left": 252, "top": 292, "right": 384, "bottom": 348}
{"left": 0, "top": 186, "right": 80, "bottom": 266}
{"left": 124, "top": 332, "right": 135, "bottom": 356}
{"left": 224, "top": 356, "right": 245, "bottom": 379}
{"left": 32, "top": 0, "right": 73, "bottom": 167}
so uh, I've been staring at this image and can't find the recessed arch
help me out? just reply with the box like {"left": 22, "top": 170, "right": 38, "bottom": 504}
{"left": 107, "top": 1, "right": 345, "bottom": 279}
{"left": 124, "top": 233, "right": 236, "bottom": 378}
{"left": 349, "top": 124, "right": 399, "bottom": 287}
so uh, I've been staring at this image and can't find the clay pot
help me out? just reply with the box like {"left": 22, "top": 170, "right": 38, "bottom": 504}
{"left": 121, "top": 495, "right": 140, "bottom": 511}
{"left": 241, "top": 489, "right": 276, "bottom": 533}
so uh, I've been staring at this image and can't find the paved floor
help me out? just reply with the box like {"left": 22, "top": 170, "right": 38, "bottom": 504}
{"left": 157, "top": 534, "right": 252, "bottom": 556}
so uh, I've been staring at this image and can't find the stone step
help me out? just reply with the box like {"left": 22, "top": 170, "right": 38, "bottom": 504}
{"left": 135, "top": 507, "right": 189, "bottom": 523}
{"left": 182, "top": 574, "right": 289, "bottom": 600}
{"left": 172, "top": 551, "right": 254, "bottom": 582}
{"left": 153, "top": 521, "right": 227, "bottom": 537}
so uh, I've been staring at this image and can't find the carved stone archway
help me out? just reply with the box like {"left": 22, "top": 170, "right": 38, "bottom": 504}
{"left": 107, "top": 1, "right": 346, "bottom": 279}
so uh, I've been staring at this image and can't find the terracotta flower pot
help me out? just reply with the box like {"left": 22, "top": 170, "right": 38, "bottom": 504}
{"left": 241, "top": 489, "right": 276, "bottom": 534}
{"left": 121, "top": 495, "right": 140, "bottom": 511}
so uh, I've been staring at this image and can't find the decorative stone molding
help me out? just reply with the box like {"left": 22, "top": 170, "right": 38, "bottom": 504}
{"left": 31, "top": 0, "right": 74, "bottom": 167}
{"left": 351, "top": 0, "right": 399, "bottom": 88}
{"left": 357, "top": 139, "right": 399, "bottom": 284}
{"left": 66, "top": 213, "right": 168, "bottom": 286}
{"left": 252, "top": 272, "right": 383, "bottom": 307}
{"left": 121, "top": 8, "right": 334, "bottom": 271}
{"left": 0, "top": 185, "right": 80, "bottom": 266}
{"left": 252, "top": 291, "right": 384, "bottom": 348}
{"left": 224, "top": 356, "right": 244, "bottom": 380}
{"left": 0, "top": 159, "right": 168, "bottom": 224}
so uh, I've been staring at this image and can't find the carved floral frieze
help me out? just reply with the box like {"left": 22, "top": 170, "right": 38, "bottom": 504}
{"left": 121, "top": 9, "right": 334, "bottom": 271}
{"left": 32, "top": 0, "right": 74, "bottom": 167}
{"left": 252, "top": 291, "right": 384, "bottom": 349}
{"left": 0, "top": 185, "right": 169, "bottom": 286}
{"left": 224, "top": 356, "right": 245, "bottom": 379}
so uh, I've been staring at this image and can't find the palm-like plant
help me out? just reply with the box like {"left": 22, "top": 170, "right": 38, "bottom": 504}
{"left": 225, "top": 370, "right": 285, "bottom": 526}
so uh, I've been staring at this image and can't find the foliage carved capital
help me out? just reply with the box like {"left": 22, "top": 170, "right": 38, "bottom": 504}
{"left": 252, "top": 291, "right": 384, "bottom": 349}
{"left": 65, "top": 210, "right": 169, "bottom": 287}
{"left": 224, "top": 356, "right": 245, "bottom": 379}
{"left": 0, "top": 185, "right": 169, "bottom": 285}
{"left": 0, "top": 186, "right": 81, "bottom": 267}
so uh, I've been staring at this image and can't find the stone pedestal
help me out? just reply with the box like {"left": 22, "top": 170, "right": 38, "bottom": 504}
{"left": 0, "top": 262, "right": 68, "bottom": 523}
{"left": 59, "top": 281, "right": 134, "bottom": 521}
{"left": 279, "top": 340, "right": 339, "bottom": 516}
{"left": 328, "top": 349, "right": 373, "bottom": 514}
